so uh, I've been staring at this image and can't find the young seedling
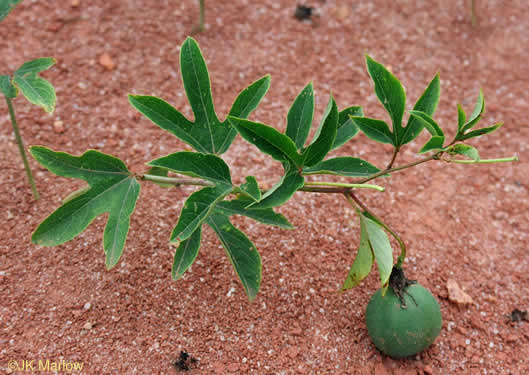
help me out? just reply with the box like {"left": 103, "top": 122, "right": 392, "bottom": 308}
{"left": 471, "top": 0, "right": 478, "bottom": 27}
{"left": 30, "top": 37, "right": 517, "bottom": 357}
{"left": 1, "top": 1, "right": 57, "bottom": 200}
{"left": 191, "top": 0, "right": 205, "bottom": 34}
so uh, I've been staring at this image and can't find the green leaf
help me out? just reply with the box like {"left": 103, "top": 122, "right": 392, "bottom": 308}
{"left": 351, "top": 116, "right": 394, "bottom": 145}
{"left": 447, "top": 144, "right": 480, "bottom": 161}
{"left": 172, "top": 226, "right": 202, "bottom": 280}
{"left": 228, "top": 116, "right": 302, "bottom": 166}
{"left": 462, "top": 89, "right": 485, "bottom": 133}
{"left": 365, "top": 55, "right": 406, "bottom": 145}
{"left": 457, "top": 104, "right": 466, "bottom": 132}
{"left": 363, "top": 215, "right": 393, "bottom": 286}
{"left": 180, "top": 37, "right": 229, "bottom": 154}
{"left": 145, "top": 166, "right": 173, "bottom": 188}
{"left": 30, "top": 146, "right": 140, "bottom": 269}
{"left": 409, "top": 110, "right": 445, "bottom": 153}
{"left": 228, "top": 75, "right": 271, "bottom": 119}
{"left": 148, "top": 151, "right": 232, "bottom": 186}
{"left": 219, "top": 75, "right": 271, "bottom": 154}
{"left": 419, "top": 136, "right": 445, "bottom": 154}
{"left": 408, "top": 110, "right": 443, "bottom": 137}
{"left": 341, "top": 214, "right": 374, "bottom": 290}
{"left": 13, "top": 57, "right": 56, "bottom": 113}
{"left": 128, "top": 95, "right": 208, "bottom": 153}
{"left": 207, "top": 213, "right": 261, "bottom": 301}
{"left": 249, "top": 163, "right": 304, "bottom": 209}
{"left": 130, "top": 40, "right": 268, "bottom": 155}
{"left": 401, "top": 73, "right": 440, "bottom": 145}
{"left": 170, "top": 184, "right": 233, "bottom": 243}
{"left": 215, "top": 197, "right": 293, "bottom": 229}
{"left": 458, "top": 123, "right": 502, "bottom": 141}
{"left": 302, "top": 157, "right": 381, "bottom": 178}
{"left": 62, "top": 184, "right": 91, "bottom": 204}
{"left": 0, "top": 75, "right": 17, "bottom": 98}
{"left": 285, "top": 82, "right": 314, "bottom": 150}
{"left": 302, "top": 94, "right": 338, "bottom": 167}
{"left": 0, "top": 0, "right": 23, "bottom": 21}
{"left": 239, "top": 176, "right": 261, "bottom": 201}
{"left": 331, "top": 106, "right": 363, "bottom": 150}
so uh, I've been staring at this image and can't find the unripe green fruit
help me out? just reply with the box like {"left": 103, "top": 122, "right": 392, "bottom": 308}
{"left": 365, "top": 283, "right": 442, "bottom": 358}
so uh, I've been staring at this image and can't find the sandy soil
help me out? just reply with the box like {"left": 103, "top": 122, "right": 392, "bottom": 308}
{"left": 1, "top": 0, "right": 528, "bottom": 374}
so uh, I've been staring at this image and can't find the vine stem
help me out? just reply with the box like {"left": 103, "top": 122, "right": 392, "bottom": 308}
{"left": 139, "top": 174, "right": 385, "bottom": 192}
{"left": 303, "top": 181, "right": 385, "bottom": 192}
{"left": 139, "top": 174, "right": 215, "bottom": 187}
{"left": 345, "top": 190, "right": 407, "bottom": 268}
{"left": 358, "top": 151, "right": 441, "bottom": 184}
{"left": 443, "top": 156, "right": 518, "bottom": 164}
{"left": 386, "top": 147, "right": 399, "bottom": 170}
{"left": 5, "top": 96, "right": 39, "bottom": 200}
{"left": 199, "top": 0, "right": 205, "bottom": 31}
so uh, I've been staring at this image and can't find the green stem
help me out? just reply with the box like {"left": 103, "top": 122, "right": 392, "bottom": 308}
{"left": 139, "top": 174, "right": 214, "bottom": 187}
{"left": 444, "top": 156, "right": 518, "bottom": 164}
{"left": 359, "top": 152, "right": 441, "bottom": 184}
{"left": 386, "top": 147, "right": 399, "bottom": 170}
{"left": 5, "top": 96, "right": 39, "bottom": 200}
{"left": 303, "top": 181, "right": 385, "bottom": 192}
{"left": 199, "top": 0, "right": 205, "bottom": 31}
{"left": 471, "top": 0, "right": 478, "bottom": 27}
{"left": 346, "top": 191, "right": 407, "bottom": 267}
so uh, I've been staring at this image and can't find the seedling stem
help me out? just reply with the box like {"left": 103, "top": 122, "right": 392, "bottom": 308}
{"left": 5, "top": 96, "right": 39, "bottom": 200}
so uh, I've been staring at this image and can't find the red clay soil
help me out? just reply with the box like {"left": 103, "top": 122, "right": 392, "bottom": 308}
{"left": 1, "top": 1, "right": 528, "bottom": 374}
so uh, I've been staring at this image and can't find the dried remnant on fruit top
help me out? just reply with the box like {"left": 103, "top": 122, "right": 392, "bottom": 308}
{"left": 389, "top": 266, "right": 418, "bottom": 309}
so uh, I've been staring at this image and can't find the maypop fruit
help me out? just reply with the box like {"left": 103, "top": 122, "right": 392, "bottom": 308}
{"left": 365, "top": 283, "right": 442, "bottom": 358}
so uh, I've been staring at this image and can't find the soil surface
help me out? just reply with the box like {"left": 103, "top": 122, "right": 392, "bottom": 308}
{"left": 1, "top": 1, "right": 528, "bottom": 374}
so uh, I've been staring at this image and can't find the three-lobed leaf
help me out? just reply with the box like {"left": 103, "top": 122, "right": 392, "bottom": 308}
{"left": 13, "top": 57, "right": 56, "bottom": 113}
{"left": 130, "top": 37, "right": 270, "bottom": 155}
{"left": 30, "top": 146, "right": 140, "bottom": 269}
{"left": 206, "top": 213, "right": 262, "bottom": 301}
{"left": 179, "top": 37, "right": 224, "bottom": 153}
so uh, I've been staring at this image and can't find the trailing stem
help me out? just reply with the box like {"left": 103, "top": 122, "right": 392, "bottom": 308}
{"left": 386, "top": 148, "right": 399, "bottom": 170}
{"left": 139, "top": 174, "right": 214, "bottom": 187}
{"left": 443, "top": 156, "right": 518, "bottom": 164}
{"left": 5, "top": 96, "right": 39, "bottom": 200}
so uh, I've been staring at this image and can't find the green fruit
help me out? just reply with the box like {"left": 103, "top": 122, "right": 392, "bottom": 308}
{"left": 365, "top": 283, "right": 442, "bottom": 358}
